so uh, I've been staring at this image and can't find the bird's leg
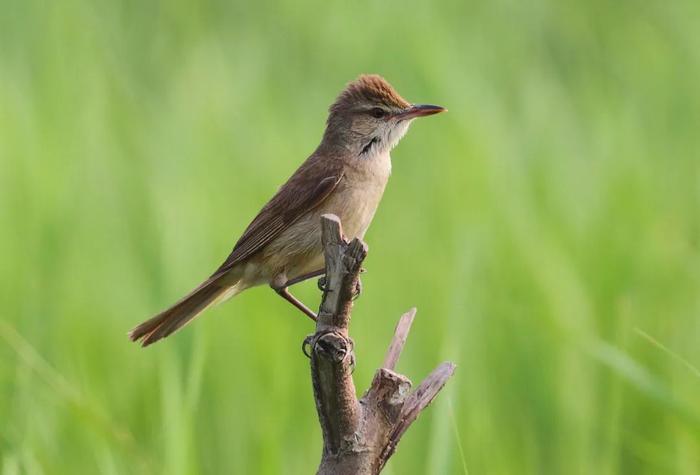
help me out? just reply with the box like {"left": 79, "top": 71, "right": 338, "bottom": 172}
{"left": 287, "top": 267, "right": 364, "bottom": 295}
{"left": 284, "top": 268, "right": 328, "bottom": 296}
{"left": 284, "top": 269, "right": 325, "bottom": 287}
{"left": 272, "top": 266, "right": 366, "bottom": 320}
{"left": 273, "top": 286, "right": 318, "bottom": 321}
{"left": 271, "top": 269, "right": 326, "bottom": 322}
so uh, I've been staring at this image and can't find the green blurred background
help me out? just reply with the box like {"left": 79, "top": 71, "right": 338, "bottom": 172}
{"left": 1, "top": 0, "right": 699, "bottom": 473}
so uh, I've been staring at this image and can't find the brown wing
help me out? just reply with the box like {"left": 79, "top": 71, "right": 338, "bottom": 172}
{"left": 212, "top": 154, "right": 343, "bottom": 276}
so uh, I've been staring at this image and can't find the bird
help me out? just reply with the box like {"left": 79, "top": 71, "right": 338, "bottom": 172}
{"left": 129, "top": 74, "right": 445, "bottom": 346}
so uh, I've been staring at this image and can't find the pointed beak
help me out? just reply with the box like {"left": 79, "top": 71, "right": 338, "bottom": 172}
{"left": 395, "top": 104, "right": 447, "bottom": 120}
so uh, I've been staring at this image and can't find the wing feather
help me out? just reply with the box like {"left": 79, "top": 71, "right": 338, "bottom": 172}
{"left": 213, "top": 155, "right": 343, "bottom": 276}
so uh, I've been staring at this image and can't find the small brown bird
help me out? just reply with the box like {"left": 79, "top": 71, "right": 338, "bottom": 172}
{"left": 129, "top": 74, "right": 445, "bottom": 346}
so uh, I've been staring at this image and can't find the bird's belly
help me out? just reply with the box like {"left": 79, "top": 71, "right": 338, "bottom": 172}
{"left": 258, "top": 176, "right": 387, "bottom": 282}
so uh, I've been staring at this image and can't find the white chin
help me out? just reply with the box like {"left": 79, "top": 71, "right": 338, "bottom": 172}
{"left": 387, "top": 121, "right": 411, "bottom": 150}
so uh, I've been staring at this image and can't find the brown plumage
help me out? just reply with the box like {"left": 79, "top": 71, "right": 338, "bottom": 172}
{"left": 129, "top": 74, "right": 445, "bottom": 346}
{"left": 330, "top": 74, "right": 411, "bottom": 115}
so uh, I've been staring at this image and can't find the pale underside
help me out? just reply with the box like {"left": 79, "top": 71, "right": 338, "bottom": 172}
{"left": 218, "top": 149, "right": 393, "bottom": 301}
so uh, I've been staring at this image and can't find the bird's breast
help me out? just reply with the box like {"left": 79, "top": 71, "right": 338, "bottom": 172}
{"left": 333, "top": 153, "right": 391, "bottom": 239}
{"left": 257, "top": 153, "right": 391, "bottom": 282}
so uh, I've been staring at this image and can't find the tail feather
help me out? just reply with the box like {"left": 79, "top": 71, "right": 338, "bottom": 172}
{"left": 129, "top": 276, "right": 235, "bottom": 347}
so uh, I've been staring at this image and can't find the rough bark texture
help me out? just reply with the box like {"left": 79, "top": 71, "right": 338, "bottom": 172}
{"left": 308, "top": 215, "right": 456, "bottom": 475}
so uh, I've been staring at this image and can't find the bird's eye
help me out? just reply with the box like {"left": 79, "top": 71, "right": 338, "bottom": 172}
{"left": 370, "top": 107, "right": 386, "bottom": 119}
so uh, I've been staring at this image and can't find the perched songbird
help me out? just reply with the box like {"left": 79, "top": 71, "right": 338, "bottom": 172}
{"left": 129, "top": 74, "right": 445, "bottom": 346}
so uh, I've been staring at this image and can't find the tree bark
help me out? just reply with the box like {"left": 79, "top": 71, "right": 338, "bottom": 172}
{"left": 307, "top": 214, "right": 456, "bottom": 475}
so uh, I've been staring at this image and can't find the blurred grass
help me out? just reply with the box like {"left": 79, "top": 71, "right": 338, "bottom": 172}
{"left": 1, "top": 0, "right": 700, "bottom": 473}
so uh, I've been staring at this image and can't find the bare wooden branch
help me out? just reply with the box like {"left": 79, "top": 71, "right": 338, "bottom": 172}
{"left": 382, "top": 308, "right": 416, "bottom": 371}
{"left": 311, "top": 215, "right": 365, "bottom": 462}
{"left": 308, "top": 214, "right": 456, "bottom": 475}
{"left": 377, "top": 362, "right": 457, "bottom": 472}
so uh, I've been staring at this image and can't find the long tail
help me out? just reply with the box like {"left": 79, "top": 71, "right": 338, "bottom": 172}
{"left": 129, "top": 275, "right": 239, "bottom": 347}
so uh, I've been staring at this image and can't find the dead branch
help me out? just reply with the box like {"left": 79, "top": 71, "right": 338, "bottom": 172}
{"left": 306, "top": 214, "right": 456, "bottom": 475}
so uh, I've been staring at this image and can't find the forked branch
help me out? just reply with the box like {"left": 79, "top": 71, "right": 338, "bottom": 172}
{"left": 306, "top": 214, "right": 455, "bottom": 475}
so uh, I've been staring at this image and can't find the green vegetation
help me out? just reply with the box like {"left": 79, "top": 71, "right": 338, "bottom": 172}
{"left": 1, "top": 0, "right": 699, "bottom": 473}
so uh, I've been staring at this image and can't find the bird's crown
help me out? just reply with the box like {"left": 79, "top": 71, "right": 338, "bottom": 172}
{"left": 330, "top": 74, "right": 410, "bottom": 114}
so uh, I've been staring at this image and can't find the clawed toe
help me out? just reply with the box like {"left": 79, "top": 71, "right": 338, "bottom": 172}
{"left": 302, "top": 334, "right": 314, "bottom": 358}
{"left": 352, "top": 278, "right": 362, "bottom": 300}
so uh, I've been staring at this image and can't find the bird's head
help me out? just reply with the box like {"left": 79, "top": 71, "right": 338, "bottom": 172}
{"left": 323, "top": 74, "right": 445, "bottom": 158}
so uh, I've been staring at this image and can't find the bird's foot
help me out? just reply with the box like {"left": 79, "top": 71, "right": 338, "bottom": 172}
{"left": 347, "top": 337, "right": 356, "bottom": 373}
{"left": 302, "top": 332, "right": 355, "bottom": 372}
{"left": 352, "top": 277, "right": 362, "bottom": 301}
{"left": 302, "top": 334, "right": 314, "bottom": 358}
